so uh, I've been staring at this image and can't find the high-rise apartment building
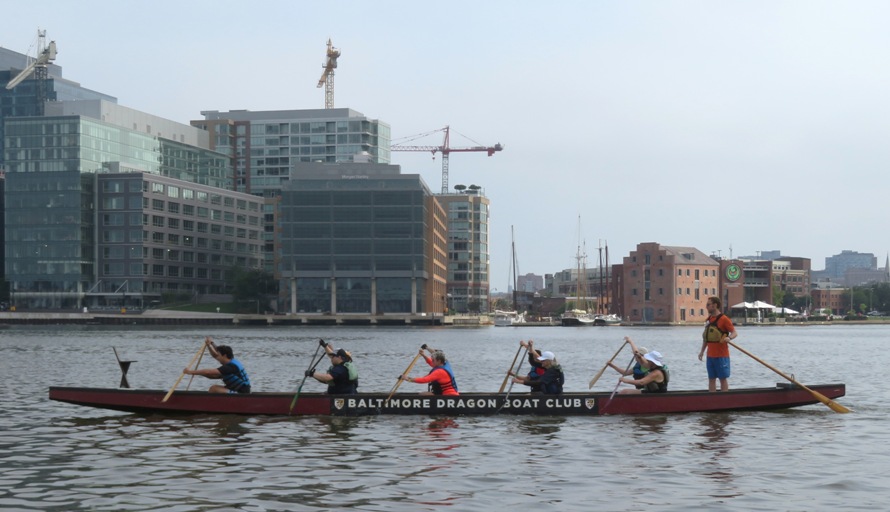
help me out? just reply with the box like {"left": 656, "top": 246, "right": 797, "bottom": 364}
{"left": 435, "top": 186, "right": 490, "bottom": 313}
{"left": 191, "top": 108, "right": 391, "bottom": 196}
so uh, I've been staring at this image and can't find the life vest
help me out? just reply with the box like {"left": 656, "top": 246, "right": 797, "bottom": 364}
{"left": 223, "top": 358, "right": 251, "bottom": 393}
{"left": 632, "top": 362, "right": 650, "bottom": 389}
{"left": 703, "top": 314, "right": 728, "bottom": 343}
{"left": 428, "top": 366, "right": 458, "bottom": 395}
{"left": 642, "top": 366, "right": 669, "bottom": 393}
{"left": 327, "top": 361, "right": 359, "bottom": 394}
{"left": 443, "top": 361, "right": 458, "bottom": 392}
{"left": 541, "top": 365, "right": 565, "bottom": 395}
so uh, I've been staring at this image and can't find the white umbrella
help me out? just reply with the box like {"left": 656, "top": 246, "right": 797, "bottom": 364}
{"left": 751, "top": 300, "right": 775, "bottom": 309}
{"left": 731, "top": 302, "right": 754, "bottom": 309}
{"left": 773, "top": 307, "right": 800, "bottom": 315}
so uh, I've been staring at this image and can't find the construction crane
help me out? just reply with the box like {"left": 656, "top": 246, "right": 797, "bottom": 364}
{"left": 6, "top": 30, "right": 57, "bottom": 116}
{"left": 316, "top": 39, "right": 340, "bottom": 109}
{"left": 391, "top": 125, "right": 504, "bottom": 194}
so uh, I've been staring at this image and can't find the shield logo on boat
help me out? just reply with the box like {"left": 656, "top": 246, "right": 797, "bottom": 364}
{"left": 585, "top": 398, "right": 596, "bottom": 409}
{"left": 334, "top": 399, "right": 345, "bottom": 410}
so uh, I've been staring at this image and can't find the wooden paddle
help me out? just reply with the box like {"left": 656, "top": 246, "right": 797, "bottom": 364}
{"left": 498, "top": 342, "right": 525, "bottom": 393}
{"left": 589, "top": 340, "right": 628, "bottom": 389}
{"left": 503, "top": 346, "right": 528, "bottom": 399}
{"left": 600, "top": 355, "right": 635, "bottom": 412}
{"left": 185, "top": 341, "right": 208, "bottom": 391}
{"left": 162, "top": 342, "right": 207, "bottom": 402}
{"left": 288, "top": 339, "right": 327, "bottom": 414}
{"left": 728, "top": 340, "right": 851, "bottom": 414}
{"left": 386, "top": 344, "right": 426, "bottom": 402}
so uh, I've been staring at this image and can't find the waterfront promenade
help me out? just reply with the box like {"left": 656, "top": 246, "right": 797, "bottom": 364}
{"left": 0, "top": 309, "right": 450, "bottom": 326}
{"left": 0, "top": 309, "right": 882, "bottom": 327}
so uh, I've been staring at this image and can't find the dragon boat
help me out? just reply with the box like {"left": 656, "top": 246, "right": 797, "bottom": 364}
{"left": 49, "top": 383, "right": 845, "bottom": 416}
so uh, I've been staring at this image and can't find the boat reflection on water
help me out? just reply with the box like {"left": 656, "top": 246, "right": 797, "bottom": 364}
{"left": 515, "top": 416, "right": 566, "bottom": 436}
{"left": 423, "top": 417, "right": 461, "bottom": 460}
{"left": 629, "top": 414, "right": 669, "bottom": 436}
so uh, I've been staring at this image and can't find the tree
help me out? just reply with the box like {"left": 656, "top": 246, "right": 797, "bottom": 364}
{"left": 230, "top": 267, "right": 276, "bottom": 310}
{"left": 772, "top": 285, "right": 786, "bottom": 309}
{"left": 467, "top": 299, "right": 482, "bottom": 314}
{"left": 788, "top": 294, "right": 810, "bottom": 313}
{"left": 491, "top": 297, "right": 510, "bottom": 311}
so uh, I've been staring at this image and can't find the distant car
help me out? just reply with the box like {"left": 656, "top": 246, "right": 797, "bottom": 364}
{"left": 867, "top": 311, "right": 883, "bottom": 316}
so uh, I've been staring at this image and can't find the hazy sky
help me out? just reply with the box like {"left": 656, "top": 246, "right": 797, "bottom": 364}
{"left": 6, "top": 1, "right": 890, "bottom": 291}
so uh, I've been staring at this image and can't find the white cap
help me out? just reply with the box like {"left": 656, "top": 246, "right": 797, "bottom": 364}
{"left": 538, "top": 351, "right": 555, "bottom": 361}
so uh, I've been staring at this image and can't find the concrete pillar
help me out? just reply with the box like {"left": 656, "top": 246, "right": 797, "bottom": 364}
{"left": 371, "top": 278, "right": 377, "bottom": 315}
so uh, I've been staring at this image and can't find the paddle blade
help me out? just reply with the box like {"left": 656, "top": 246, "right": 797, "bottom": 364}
{"left": 588, "top": 367, "right": 607, "bottom": 389}
{"left": 813, "top": 391, "right": 851, "bottom": 413}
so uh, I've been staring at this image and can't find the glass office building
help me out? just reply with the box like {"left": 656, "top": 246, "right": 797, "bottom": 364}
{"left": 277, "top": 163, "right": 446, "bottom": 315}
{"left": 3, "top": 115, "right": 261, "bottom": 309}
{"left": 1, "top": 46, "right": 115, "bottom": 169}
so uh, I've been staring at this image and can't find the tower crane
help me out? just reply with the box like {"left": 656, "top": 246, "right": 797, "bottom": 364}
{"left": 6, "top": 30, "right": 57, "bottom": 116}
{"left": 390, "top": 125, "right": 503, "bottom": 194}
{"left": 316, "top": 39, "right": 340, "bottom": 109}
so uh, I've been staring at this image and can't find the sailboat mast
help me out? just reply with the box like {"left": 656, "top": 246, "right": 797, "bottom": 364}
{"left": 605, "top": 242, "right": 610, "bottom": 314}
{"left": 575, "top": 217, "right": 582, "bottom": 308}
{"left": 511, "top": 225, "right": 518, "bottom": 311}
{"left": 598, "top": 241, "right": 604, "bottom": 314}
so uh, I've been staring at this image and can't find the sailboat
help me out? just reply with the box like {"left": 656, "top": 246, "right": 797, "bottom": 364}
{"left": 592, "top": 240, "right": 621, "bottom": 326}
{"left": 494, "top": 226, "right": 527, "bottom": 327}
{"left": 562, "top": 221, "right": 596, "bottom": 326}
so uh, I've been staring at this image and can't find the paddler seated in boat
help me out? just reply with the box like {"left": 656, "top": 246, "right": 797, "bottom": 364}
{"left": 520, "top": 340, "right": 546, "bottom": 390}
{"left": 618, "top": 350, "right": 669, "bottom": 394}
{"left": 420, "top": 346, "right": 459, "bottom": 393}
{"left": 400, "top": 350, "right": 459, "bottom": 395}
{"left": 307, "top": 345, "right": 358, "bottom": 394}
{"left": 510, "top": 348, "right": 565, "bottom": 395}
{"left": 184, "top": 337, "right": 251, "bottom": 394}
{"left": 607, "top": 336, "right": 650, "bottom": 390}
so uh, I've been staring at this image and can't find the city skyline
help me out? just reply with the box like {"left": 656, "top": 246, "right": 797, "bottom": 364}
{"left": 6, "top": 1, "right": 890, "bottom": 291}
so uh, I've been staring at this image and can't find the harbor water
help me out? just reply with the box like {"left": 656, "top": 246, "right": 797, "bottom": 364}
{"left": 1, "top": 323, "right": 887, "bottom": 511}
